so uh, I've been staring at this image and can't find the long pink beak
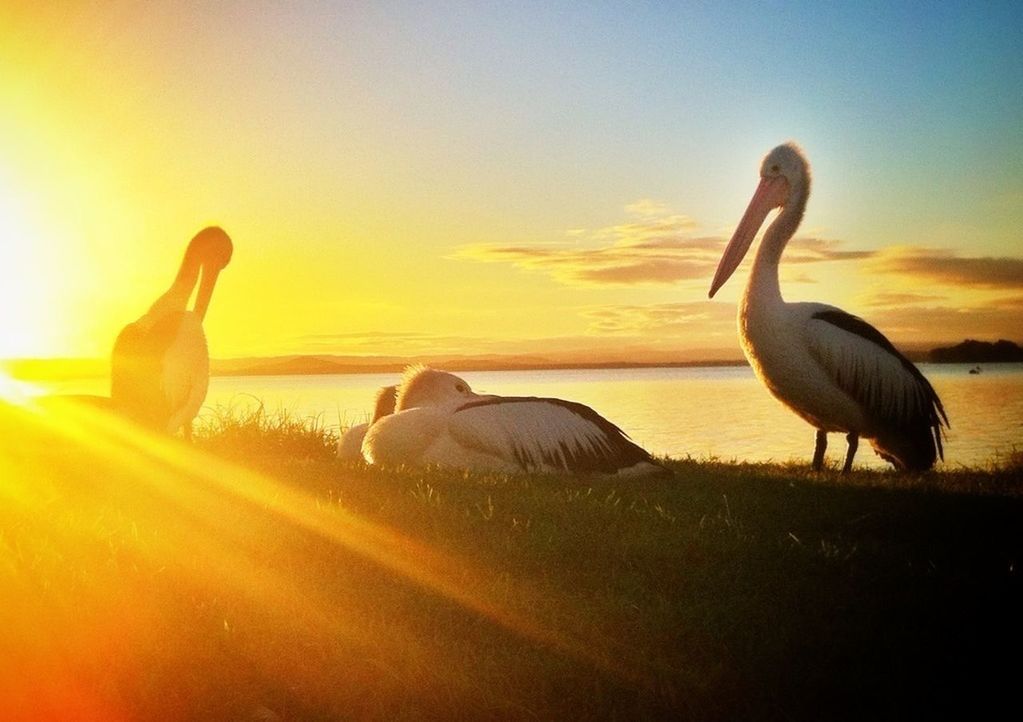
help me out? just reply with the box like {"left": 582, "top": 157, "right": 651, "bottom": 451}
{"left": 708, "top": 175, "right": 789, "bottom": 298}
{"left": 192, "top": 265, "right": 222, "bottom": 322}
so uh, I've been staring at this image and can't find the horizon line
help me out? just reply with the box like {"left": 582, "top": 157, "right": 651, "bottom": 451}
{"left": 4, "top": 339, "right": 1020, "bottom": 382}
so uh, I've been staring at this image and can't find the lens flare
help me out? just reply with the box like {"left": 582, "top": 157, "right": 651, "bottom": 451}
{"left": 0, "top": 395, "right": 646, "bottom": 718}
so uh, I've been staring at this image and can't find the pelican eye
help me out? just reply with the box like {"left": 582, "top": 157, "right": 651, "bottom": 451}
{"left": 771, "top": 164, "right": 780, "bottom": 173}
{"left": 455, "top": 383, "right": 467, "bottom": 393}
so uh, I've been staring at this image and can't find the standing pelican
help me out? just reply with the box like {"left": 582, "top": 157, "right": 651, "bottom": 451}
{"left": 362, "top": 366, "right": 666, "bottom": 476}
{"left": 111, "top": 226, "right": 233, "bottom": 437}
{"left": 708, "top": 143, "right": 947, "bottom": 472}
{"left": 337, "top": 384, "right": 397, "bottom": 461}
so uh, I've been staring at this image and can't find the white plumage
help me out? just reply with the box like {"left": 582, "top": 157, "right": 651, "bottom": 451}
{"left": 709, "top": 143, "right": 947, "bottom": 472}
{"left": 361, "top": 366, "right": 665, "bottom": 477}
{"left": 111, "top": 226, "right": 233, "bottom": 437}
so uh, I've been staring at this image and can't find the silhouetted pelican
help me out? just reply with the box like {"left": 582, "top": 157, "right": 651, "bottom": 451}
{"left": 362, "top": 366, "right": 666, "bottom": 476}
{"left": 708, "top": 143, "right": 947, "bottom": 472}
{"left": 337, "top": 384, "right": 397, "bottom": 461}
{"left": 111, "top": 226, "right": 233, "bottom": 437}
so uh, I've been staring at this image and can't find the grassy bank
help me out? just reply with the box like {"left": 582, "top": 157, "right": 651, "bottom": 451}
{"left": 2, "top": 399, "right": 1021, "bottom": 720}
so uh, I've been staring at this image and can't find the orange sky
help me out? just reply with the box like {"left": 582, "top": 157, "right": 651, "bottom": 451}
{"left": 2, "top": 3, "right": 1021, "bottom": 365}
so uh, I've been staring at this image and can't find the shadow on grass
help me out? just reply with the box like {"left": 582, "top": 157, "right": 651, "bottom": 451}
{"left": 2, "top": 400, "right": 1021, "bottom": 721}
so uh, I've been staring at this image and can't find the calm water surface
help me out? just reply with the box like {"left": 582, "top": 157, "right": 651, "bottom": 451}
{"left": 47, "top": 365, "right": 1023, "bottom": 470}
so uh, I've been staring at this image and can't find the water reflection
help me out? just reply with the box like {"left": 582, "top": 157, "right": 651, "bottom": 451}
{"left": 44, "top": 364, "right": 1022, "bottom": 469}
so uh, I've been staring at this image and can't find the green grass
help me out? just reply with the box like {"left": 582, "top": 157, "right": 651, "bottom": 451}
{"left": 2, "top": 401, "right": 1022, "bottom": 720}
{"left": 194, "top": 400, "right": 340, "bottom": 461}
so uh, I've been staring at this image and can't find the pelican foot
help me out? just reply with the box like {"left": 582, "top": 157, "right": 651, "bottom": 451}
{"left": 841, "top": 432, "right": 859, "bottom": 474}
{"left": 811, "top": 429, "right": 827, "bottom": 471}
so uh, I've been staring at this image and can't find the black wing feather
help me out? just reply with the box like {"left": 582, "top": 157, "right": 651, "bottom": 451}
{"left": 454, "top": 396, "right": 655, "bottom": 473}
{"left": 812, "top": 309, "right": 948, "bottom": 464}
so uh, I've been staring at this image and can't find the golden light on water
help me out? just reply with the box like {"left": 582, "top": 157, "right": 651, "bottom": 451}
{"left": 0, "top": 369, "right": 36, "bottom": 405}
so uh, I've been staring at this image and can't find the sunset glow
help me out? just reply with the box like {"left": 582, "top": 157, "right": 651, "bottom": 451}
{"left": 1, "top": 394, "right": 642, "bottom": 718}
{"left": 2, "top": 5, "right": 1020, "bottom": 717}
{"left": 1, "top": 2, "right": 1020, "bottom": 365}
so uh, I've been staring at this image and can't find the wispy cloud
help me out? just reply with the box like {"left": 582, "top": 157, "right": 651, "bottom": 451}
{"left": 454, "top": 237, "right": 723, "bottom": 286}
{"left": 455, "top": 202, "right": 867, "bottom": 286}
{"left": 293, "top": 323, "right": 744, "bottom": 364}
{"left": 866, "top": 296, "right": 1023, "bottom": 343}
{"left": 870, "top": 248, "right": 1023, "bottom": 289}
{"left": 582, "top": 301, "right": 737, "bottom": 335}
{"left": 623, "top": 199, "right": 670, "bottom": 216}
{"left": 784, "top": 238, "right": 877, "bottom": 264}
{"left": 862, "top": 291, "right": 947, "bottom": 307}
{"left": 297, "top": 330, "right": 507, "bottom": 354}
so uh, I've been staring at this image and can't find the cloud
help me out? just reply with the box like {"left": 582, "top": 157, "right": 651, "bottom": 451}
{"left": 870, "top": 248, "right": 1023, "bottom": 289}
{"left": 624, "top": 199, "right": 670, "bottom": 216}
{"left": 298, "top": 330, "right": 507, "bottom": 354}
{"left": 595, "top": 215, "right": 699, "bottom": 245}
{"left": 862, "top": 292, "right": 947, "bottom": 307}
{"left": 581, "top": 301, "right": 737, "bottom": 335}
{"left": 572, "top": 260, "right": 714, "bottom": 285}
{"left": 455, "top": 202, "right": 867, "bottom": 287}
{"left": 291, "top": 323, "right": 745, "bottom": 365}
{"left": 785, "top": 238, "right": 877, "bottom": 263}
{"left": 997, "top": 295, "right": 1023, "bottom": 308}
{"left": 781, "top": 271, "right": 819, "bottom": 285}
{"left": 455, "top": 241, "right": 723, "bottom": 286}
{"left": 865, "top": 298, "right": 1023, "bottom": 344}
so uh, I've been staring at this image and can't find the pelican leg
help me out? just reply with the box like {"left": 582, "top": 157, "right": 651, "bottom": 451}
{"left": 812, "top": 430, "right": 827, "bottom": 471}
{"left": 841, "top": 432, "right": 859, "bottom": 474}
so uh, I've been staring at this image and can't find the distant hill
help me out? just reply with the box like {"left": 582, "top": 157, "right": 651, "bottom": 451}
{"left": 212, "top": 354, "right": 748, "bottom": 377}
{"left": 929, "top": 339, "right": 1023, "bottom": 364}
{"left": 12, "top": 341, "right": 1023, "bottom": 382}
{"left": 3, "top": 353, "right": 748, "bottom": 381}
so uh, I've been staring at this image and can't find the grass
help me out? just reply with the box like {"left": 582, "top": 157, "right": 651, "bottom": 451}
{"left": 195, "top": 399, "right": 340, "bottom": 461}
{"left": 2, "top": 399, "right": 1022, "bottom": 720}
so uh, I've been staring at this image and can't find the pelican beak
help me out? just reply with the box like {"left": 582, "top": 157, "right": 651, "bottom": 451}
{"left": 709, "top": 175, "right": 789, "bottom": 297}
{"left": 192, "top": 264, "right": 222, "bottom": 322}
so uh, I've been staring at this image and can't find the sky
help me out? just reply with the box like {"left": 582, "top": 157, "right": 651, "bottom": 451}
{"left": 2, "top": 1, "right": 1021, "bottom": 364}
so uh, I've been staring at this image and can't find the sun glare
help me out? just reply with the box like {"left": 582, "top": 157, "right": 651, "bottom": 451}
{"left": 0, "top": 394, "right": 621, "bottom": 719}
{"left": 0, "top": 174, "right": 61, "bottom": 359}
{"left": 0, "top": 369, "right": 37, "bottom": 404}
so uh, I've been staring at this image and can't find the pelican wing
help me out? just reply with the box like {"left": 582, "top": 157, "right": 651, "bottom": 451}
{"left": 361, "top": 407, "right": 448, "bottom": 466}
{"left": 337, "top": 423, "right": 369, "bottom": 461}
{"left": 448, "top": 397, "right": 655, "bottom": 473}
{"left": 111, "top": 321, "right": 170, "bottom": 427}
{"left": 161, "top": 312, "right": 210, "bottom": 432}
{"left": 804, "top": 307, "right": 947, "bottom": 454}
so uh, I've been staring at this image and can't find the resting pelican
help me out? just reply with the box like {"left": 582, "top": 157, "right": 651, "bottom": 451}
{"left": 708, "top": 143, "right": 947, "bottom": 472}
{"left": 337, "top": 384, "right": 397, "bottom": 461}
{"left": 362, "top": 366, "right": 666, "bottom": 476}
{"left": 111, "top": 226, "right": 233, "bottom": 437}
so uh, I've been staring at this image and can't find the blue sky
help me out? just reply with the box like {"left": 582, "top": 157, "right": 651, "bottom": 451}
{"left": 1, "top": 1, "right": 1020, "bottom": 359}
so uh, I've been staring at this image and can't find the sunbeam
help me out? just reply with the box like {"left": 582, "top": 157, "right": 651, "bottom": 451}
{"left": 0, "top": 395, "right": 647, "bottom": 719}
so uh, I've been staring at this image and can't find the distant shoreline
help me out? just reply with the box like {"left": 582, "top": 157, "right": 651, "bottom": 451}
{"left": 213, "top": 358, "right": 753, "bottom": 377}
{"left": 2, "top": 357, "right": 751, "bottom": 381}
{"left": 4, "top": 351, "right": 1021, "bottom": 382}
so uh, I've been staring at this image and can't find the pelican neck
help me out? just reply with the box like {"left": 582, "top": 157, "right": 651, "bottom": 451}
{"left": 745, "top": 179, "right": 808, "bottom": 305}
{"left": 147, "top": 249, "right": 204, "bottom": 318}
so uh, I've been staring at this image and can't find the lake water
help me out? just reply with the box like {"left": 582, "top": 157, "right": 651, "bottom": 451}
{"left": 43, "top": 364, "right": 1023, "bottom": 470}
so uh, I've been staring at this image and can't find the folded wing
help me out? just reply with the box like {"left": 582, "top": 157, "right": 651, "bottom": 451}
{"left": 448, "top": 397, "right": 657, "bottom": 474}
{"left": 805, "top": 307, "right": 947, "bottom": 468}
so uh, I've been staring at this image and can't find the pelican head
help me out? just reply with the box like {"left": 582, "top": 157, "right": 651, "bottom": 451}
{"left": 758, "top": 143, "right": 809, "bottom": 189}
{"left": 709, "top": 142, "right": 809, "bottom": 297}
{"left": 371, "top": 385, "right": 398, "bottom": 422}
{"left": 188, "top": 226, "right": 233, "bottom": 321}
{"left": 395, "top": 366, "right": 478, "bottom": 411}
